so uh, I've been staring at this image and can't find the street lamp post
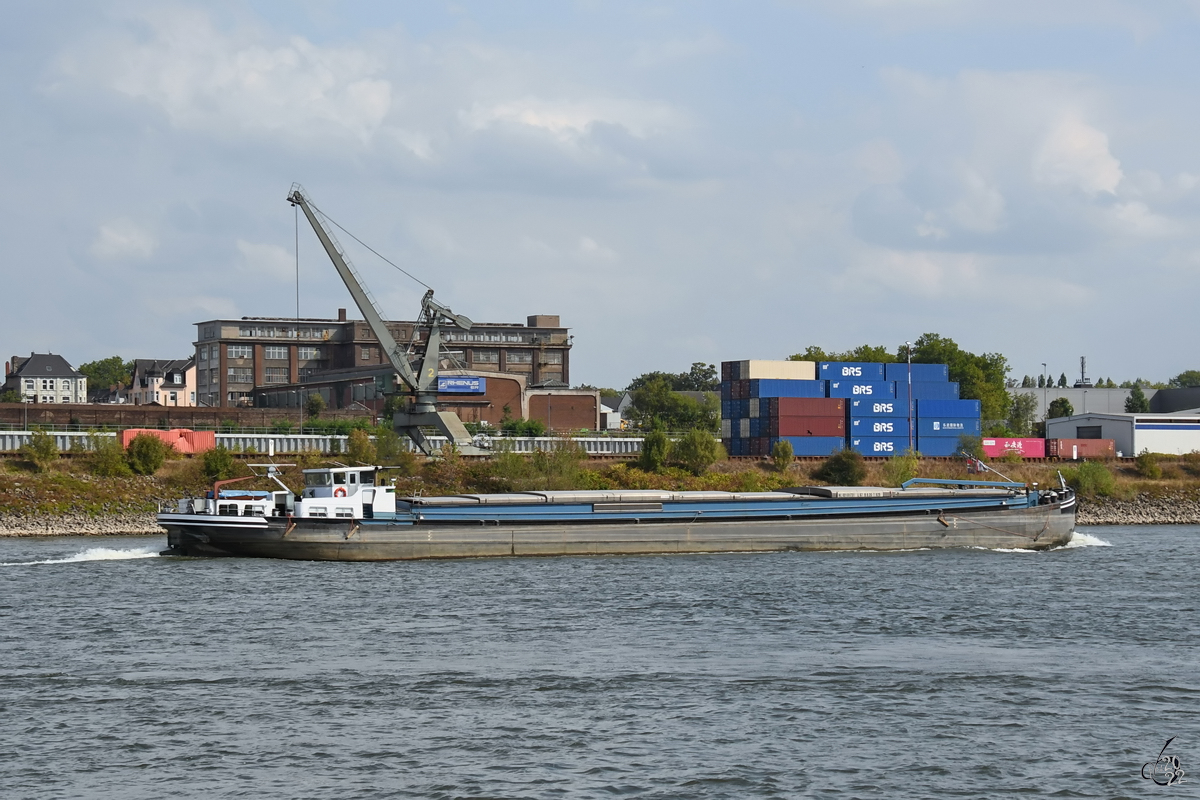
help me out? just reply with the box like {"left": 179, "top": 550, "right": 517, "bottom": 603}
{"left": 1041, "top": 362, "right": 1048, "bottom": 422}
{"left": 906, "top": 342, "right": 913, "bottom": 453}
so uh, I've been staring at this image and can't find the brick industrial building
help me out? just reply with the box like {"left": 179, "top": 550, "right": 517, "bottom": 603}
{"left": 191, "top": 310, "right": 599, "bottom": 430}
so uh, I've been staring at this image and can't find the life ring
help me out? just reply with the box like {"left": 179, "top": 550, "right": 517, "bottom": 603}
{"left": 334, "top": 487, "right": 347, "bottom": 497}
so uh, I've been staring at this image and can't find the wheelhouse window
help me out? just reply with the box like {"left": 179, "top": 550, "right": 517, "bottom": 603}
{"left": 304, "top": 473, "right": 333, "bottom": 487}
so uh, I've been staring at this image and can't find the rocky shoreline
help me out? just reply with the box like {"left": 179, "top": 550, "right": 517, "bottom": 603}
{"left": 0, "top": 512, "right": 163, "bottom": 537}
{"left": 0, "top": 494, "right": 1197, "bottom": 536}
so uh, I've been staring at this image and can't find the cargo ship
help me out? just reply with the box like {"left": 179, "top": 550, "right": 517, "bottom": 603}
{"left": 157, "top": 465, "right": 1077, "bottom": 561}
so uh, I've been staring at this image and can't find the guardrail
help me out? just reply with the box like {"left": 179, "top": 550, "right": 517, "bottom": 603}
{"left": 0, "top": 431, "right": 647, "bottom": 455}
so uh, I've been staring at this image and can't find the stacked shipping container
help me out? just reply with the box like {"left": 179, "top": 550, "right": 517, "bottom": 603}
{"left": 721, "top": 358, "right": 980, "bottom": 458}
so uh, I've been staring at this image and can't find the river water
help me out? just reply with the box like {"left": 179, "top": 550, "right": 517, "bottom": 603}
{"left": 1, "top": 526, "right": 1196, "bottom": 799}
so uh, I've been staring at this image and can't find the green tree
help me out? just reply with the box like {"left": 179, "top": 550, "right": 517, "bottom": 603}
{"left": 347, "top": 428, "right": 377, "bottom": 465}
{"left": 627, "top": 375, "right": 719, "bottom": 431}
{"left": 0, "top": 389, "right": 20, "bottom": 403}
{"left": 1008, "top": 393, "right": 1039, "bottom": 436}
{"left": 1168, "top": 370, "right": 1200, "bottom": 388}
{"left": 1037, "top": 374, "right": 1046, "bottom": 388}
{"left": 201, "top": 444, "right": 238, "bottom": 481}
{"left": 126, "top": 433, "right": 171, "bottom": 475}
{"left": 374, "top": 426, "right": 418, "bottom": 474}
{"left": 1134, "top": 449, "right": 1162, "bottom": 479}
{"left": 86, "top": 433, "right": 132, "bottom": 477}
{"left": 770, "top": 439, "right": 794, "bottom": 473}
{"left": 305, "top": 393, "right": 326, "bottom": 418}
{"left": 1125, "top": 384, "right": 1151, "bottom": 413}
{"left": 881, "top": 448, "right": 920, "bottom": 487}
{"left": 1065, "top": 461, "right": 1115, "bottom": 497}
{"left": 1020, "top": 375, "right": 1033, "bottom": 388}
{"left": 78, "top": 356, "right": 134, "bottom": 399}
{"left": 1048, "top": 397, "right": 1074, "bottom": 419}
{"left": 626, "top": 363, "right": 719, "bottom": 393}
{"left": 1057, "top": 373, "right": 1067, "bottom": 388}
{"left": 790, "top": 345, "right": 896, "bottom": 363}
{"left": 812, "top": 449, "right": 867, "bottom": 486}
{"left": 638, "top": 428, "right": 672, "bottom": 472}
{"left": 20, "top": 429, "right": 59, "bottom": 472}
{"left": 672, "top": 429, "right": 725, "bottom": 476}
{"left": 903, "top": 333, "right": 1010, "bottom": 422}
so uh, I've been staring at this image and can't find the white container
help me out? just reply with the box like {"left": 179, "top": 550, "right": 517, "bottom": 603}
{"left": 739, "top": 360, "right": 816, "bottom": 380}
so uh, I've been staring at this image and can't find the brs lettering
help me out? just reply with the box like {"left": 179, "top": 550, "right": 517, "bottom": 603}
{"left": 852, "top": 385, "right": 873, "bottom": 395}
{"left": 841, "top": 366, "right": 862, "bottom": 377}
{"left": 873, "top": 441, "right": 894, "bottom": 453}
{"left": 873, "top": 422, "right": 894, "bottom": 433}
{"left": 873, "top": 402, "right": 893, "bottom": 414}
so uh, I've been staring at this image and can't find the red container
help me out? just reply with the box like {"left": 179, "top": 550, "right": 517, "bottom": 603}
{"left": 981, "top": 437, "right": 1046, "bottom": 459}
{"left": 775, "top": 397, "right": 845, "bottom": 417}
{"left": 1047, "top": 439, "right": 1115, "bottom": 459}
{"left": 773, "top": 416, "right": 846, "bottom": 437}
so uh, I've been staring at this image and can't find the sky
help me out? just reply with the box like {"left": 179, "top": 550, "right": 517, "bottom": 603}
{"left": 3, "top": 0, "right": 1200, "bottom": 390}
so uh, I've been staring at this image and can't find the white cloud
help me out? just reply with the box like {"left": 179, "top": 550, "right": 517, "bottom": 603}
{"left": 1033, "top": 115, "right": 1123, "bottom": 195}
{"left": 837, "top": 249, "right": 986, "bottom": 297}
{"left": 630, "top": 33, "right": 726, "bottom": 67}
{"left": 59, "top": 7, "right": 391, "bottom": 145}
{"left": 90, "top": 220, "right": 156, "bottom": 260}
{"left": 237, "top": 240, "right": 294, "bottom": 280}
{"left": 573, "top": 236, "right": 618, "bottom": 261}
{"left": 461, "top": 97, "right": 680, "bottom": 141}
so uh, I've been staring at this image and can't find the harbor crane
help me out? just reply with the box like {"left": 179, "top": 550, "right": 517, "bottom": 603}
{"left": 287, "top": 184, "right": 488, "bottom": 456}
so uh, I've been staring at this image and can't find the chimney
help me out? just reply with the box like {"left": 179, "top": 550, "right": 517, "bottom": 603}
{"left": 338, "top": 308, "right": 347, "bottom": 322}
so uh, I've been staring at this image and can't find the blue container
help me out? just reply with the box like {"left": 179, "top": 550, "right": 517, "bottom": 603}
{"left": 721, "top": 400, "right": 733, "bottom": 419}
{"left": 902, "top": 382, "right": 959, "bottom": 400}
{"left": 848, "top": 397, "right": 912, "bottom": 418}
{"left": 848, "top": 417, "right": 910, "bottom": 437}
{"left": 818, "top": 362, "right": 885, "bottom": 381}
{"left": 917, "top": 417, "right": 981, "bottom": 437}
{"left": 749, "top": 418, "right": 762, "bottom": 437}
{"left": 740, "top": 399, "right": 752, "bottom": 418}
{"left": 721, "top": 382, "right": 732, "bottom": 401}
{"left": 747, "top": 379, "right": 826, "bottom": 399}
{"left": 772, "top": 436, "right": 846, "bottom": 457}
{"left": 847, "top": 437, "right": 909, "bottom": 456}
{"left": 827, "top": 380, "right": 895, "bottom": 399}
{"left": 884, "top": 363, "right": 950, "bottom": 382}
{"left": 915, "top": 437, "right": 962, "bottom": 457}
{"left": 917, "top": 399, "right": 981, "bottom": 418}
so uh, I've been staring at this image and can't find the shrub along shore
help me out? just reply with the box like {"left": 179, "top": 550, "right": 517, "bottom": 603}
{"left": 3, "top": 444, "right": 1199, "bottom": 536}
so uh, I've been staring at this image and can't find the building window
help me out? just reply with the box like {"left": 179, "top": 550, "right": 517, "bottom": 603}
{"left": 506, "top": 350, "right": 533, "bottom": 364}
{"left": 203, "top": 326, "right": 216, "bottom": 339}
{"left": 472, "top": 349, "right": 499, "bottom": 364}
{"left": 41, "top": 395, "right": 54, "bottom": 403}
{"left": 173, "top": 373, "right": 183, "bottom": 384}
{"left": 169, "top": 392, "right": 177, "bottom": 403}
{"left": 298, "top": 346, "right": 321, "bottom": 360}
{"left": 61, "top": 397, "right": 70, "bottom": 403}
{"left": 228, "top": 345, "right": 252, "bottom": 359}
{"left": 200, "top": 346, "right": 208, "bottom": 361}
{"left": 541, "top": 351, "right": 563, "bottom": 365}
{"left": 264, "top": 346, "right": 288, "bottom": 360}
{"left": 265, "top": 367, "right": 290, "bottom": 384}
{"left": 24, "top": 379, "right": 34, "bottom": 389}
{"left": 361, "top": 347, "right": 372, "bottom": 361}
{"left": 227, "top": 367, "right": 253, "bottom": 384}
{"left": 190, "top": 392, "right": 195, "bottom": 403}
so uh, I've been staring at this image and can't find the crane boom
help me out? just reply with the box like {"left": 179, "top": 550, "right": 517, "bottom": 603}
{"left": 286, "top": 186, "right": 420, "bottom": 393}
{"left": 287, "top": 183, "right": 486, "bottom": 456}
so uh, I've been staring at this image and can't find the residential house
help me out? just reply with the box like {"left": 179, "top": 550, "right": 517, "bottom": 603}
{"left": 3, "top": 353, "right": 87, "bottom": 403}
{"left": 129, "top": 358, "right": 197, "bottom": 406}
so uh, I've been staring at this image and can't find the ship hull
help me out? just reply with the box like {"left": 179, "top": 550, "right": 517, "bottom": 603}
{"left": 160, "top": 501, "right": 1075, "bottom": 561}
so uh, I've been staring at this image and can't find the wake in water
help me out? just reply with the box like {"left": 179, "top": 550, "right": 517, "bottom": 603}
{"left": 0, "top": 547, "right": 160, "bottom": 567}
{"left": 1061, "top": 531, "right": 1113, "bottom": 549}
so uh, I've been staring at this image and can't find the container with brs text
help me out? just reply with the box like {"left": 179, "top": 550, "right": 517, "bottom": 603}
{"left": 848, "top": 437, "right": 909, "bottom": 456}
{"left": 827, "top": 380, "right": 896, "bottom": 399}
{"left": 916, "top": 417, "right": 982, "bottom": 437}
{"left": 884, "top": 363, "right": 950, "bottom": 382}
{"left": 981, "top": 438, "right": 1046, "bottom": 458}
{"left": 848, "top": 398, "right": 913, "bottom": 418}
{"left": 817, "top": 362, "right": 885, "bottom": 381}
{"left": 904, "top": 382, "right": 960, "bottom": 400}
{"left": 848, "top": 417, "right": 911, "bottom": 437}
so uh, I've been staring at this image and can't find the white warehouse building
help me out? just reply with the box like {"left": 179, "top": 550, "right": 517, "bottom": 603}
{"left": 1046, "top": 413, "right": 1200, "bottom": 456}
